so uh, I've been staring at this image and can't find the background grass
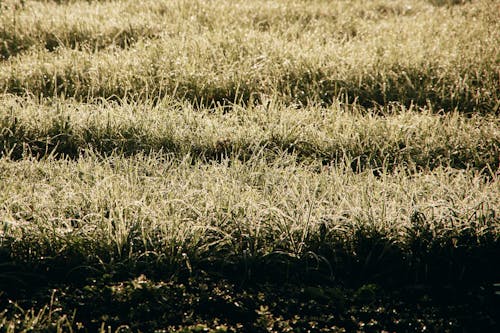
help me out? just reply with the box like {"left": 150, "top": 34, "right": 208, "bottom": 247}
{"left": 0, "top": 0, "right": 499, "bottom": 332}
{"left": 1, "top": 0, "right": 499, "bottom": 111}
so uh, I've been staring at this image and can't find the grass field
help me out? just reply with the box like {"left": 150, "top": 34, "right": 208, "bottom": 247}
{"left": 0, "top": 0, "right": 499, "bottom": 332}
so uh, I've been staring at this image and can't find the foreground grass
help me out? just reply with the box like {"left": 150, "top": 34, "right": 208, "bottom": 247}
{"left": 1, "top": 0, "right": 499, "bottom": 111}
{"left": 1, "top": 153, "right": 498, "bottom": 281}
{"left": 2, "top": 275, "right": 499, "bottom": 332}
{"left": 0, "top": 153, "right": 499, "bottom": 331}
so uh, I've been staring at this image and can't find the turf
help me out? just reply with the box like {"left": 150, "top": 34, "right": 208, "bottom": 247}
{"left": 0, "top": 0, "right": 499, "bottom": 332}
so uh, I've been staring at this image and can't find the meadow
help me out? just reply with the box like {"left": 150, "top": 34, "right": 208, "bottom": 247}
{"left": 0, "top": 0, "right": 499, "bottom": 332}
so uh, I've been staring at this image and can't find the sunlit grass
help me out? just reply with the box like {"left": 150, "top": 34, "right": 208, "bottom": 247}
{"left": 1, "top": 152, "right": 498, "bottom": 274}
{"left": 0, "top": 0, "right": 498, "bottom": 111}
{"left": 1, "top": 0, "right": 499, "bottom": 331}
{"left": 0, "top": 95, "right": 498, "bottom": 170}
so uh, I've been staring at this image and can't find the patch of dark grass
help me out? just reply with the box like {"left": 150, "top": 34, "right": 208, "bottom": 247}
{"left": 428, "top": 0, "right": 471, "bottom": 7}
{"left": 2, "top": 273, "right": 499, "bottom": 332}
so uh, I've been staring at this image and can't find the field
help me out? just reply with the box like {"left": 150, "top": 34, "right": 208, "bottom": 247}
{"left": 0, "top": 0, "right": 499, "bottom": 332}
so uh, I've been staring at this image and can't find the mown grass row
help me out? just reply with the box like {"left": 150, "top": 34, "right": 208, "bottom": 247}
{"left": 1, "top": 152, "right": 498, "bottom": 287}
{"left": 1, "top": 0, "right": 498, "bottom": 111}
{"left": 1, "top": 96, "right": 498, "bottom": 171}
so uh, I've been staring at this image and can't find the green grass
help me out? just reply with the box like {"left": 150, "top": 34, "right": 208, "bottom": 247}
{"left": 0, "top": 0, "right": 499, "bottom": 331}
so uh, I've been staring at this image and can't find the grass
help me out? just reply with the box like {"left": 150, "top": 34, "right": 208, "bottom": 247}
{"left": 1, "top": 153, "right": 499, "bottom": 331}
{"left": 1, "top": 0, "right": 499, "bottom": 111}
{"left": 1, "top": 152, "right": 498, "bottom": 272}
{"left": 0, "top": 95, "right": 498, "bottom": 171}
{"left": 0, "top": 0, "right": 499, "bottom": 331}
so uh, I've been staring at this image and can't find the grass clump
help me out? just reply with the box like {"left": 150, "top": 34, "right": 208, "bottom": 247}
{"left": 0, "top": 153, "right": 498, "bottom": 284}
{"left": 0, "top": 0, "right": 180, "bottom": 59}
